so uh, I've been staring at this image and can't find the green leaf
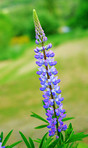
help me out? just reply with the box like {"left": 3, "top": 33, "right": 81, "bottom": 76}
{"left": 9, "top": 140, "right": 22, "bottom": 147}
{"left": 34, "top": 138, "right": 41, "bottom": 143}
{"left": 19, "top": 131, "right": 31, "bottom": 148}
{"left": 31, "top": 112, "right": 48, "bottom": 123}
{"left": 57, "top": 144, "right": 65, "bottom": 148}
{"left": 0, "top": 132, "right": 3, "bottom": 142}
{"left": 45, "top": 137, "right": 53, "bottom": 146}
{"left": 48, "top": 139, "right": 59, "bottom": 148}
{"left": 68, "top": 143, "right": 79, "bottom": 148}
{"left": 29, "top": 137, "right": 35, "bottom": 148}
{"left": 2, "top": 130, "right": 13, "bottom": 146}
{"left": 69, "top": 142, "right": 74, "bottom": 148}
{"left": 60, "top": 132, "right": 64, "bottom": 143}
{"left": 34, "top": 139, "right": 41, "bottom": 143}
{"left": 62, "top": 117, "right": 74, "bottom": 122}
{"left": 65, "top": 143, "right": 69, "bottom": 148}
{"left": 39, "top": 132, "right": 48, "bottom": 148}
{"left": 65, "top": 123, "right": 73, "bottom": 142}
{"left": 5, "top": 146, "right": 11, "bottom": 148}
{"left": 35, "top": 124, "right": 48, "bottom": 129}
{"left": 66, "top": 132, "right": 88, "bottom": 144}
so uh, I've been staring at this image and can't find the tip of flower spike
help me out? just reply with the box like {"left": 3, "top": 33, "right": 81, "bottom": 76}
{"left": 33, "top": 9, "right": 35, "bottom": 12}
{"left": 33, "top": 9, "right": 39, "bottom": 23}
{"left": 33, "top": 9, "right": 36, "bottom": 16}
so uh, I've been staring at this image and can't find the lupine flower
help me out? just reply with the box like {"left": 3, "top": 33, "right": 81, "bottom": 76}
{"left": 0, "top": 138, "right": 5, "bottom": 148}
{"left": 33, "top": 9, "right": 67, "bottom": 137}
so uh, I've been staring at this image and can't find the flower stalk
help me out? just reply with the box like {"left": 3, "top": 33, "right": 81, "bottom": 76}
{"left": 42, "top": 46, "right": 59, "bottom": 137}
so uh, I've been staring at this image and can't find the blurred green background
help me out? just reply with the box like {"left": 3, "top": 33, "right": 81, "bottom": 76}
{"left": 0, "top": 0, "right": 88, "bottom": 147}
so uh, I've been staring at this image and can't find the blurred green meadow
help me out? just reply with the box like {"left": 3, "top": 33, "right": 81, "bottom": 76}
{"left": 0, "top": 0, "right": 88, "bottom": 147}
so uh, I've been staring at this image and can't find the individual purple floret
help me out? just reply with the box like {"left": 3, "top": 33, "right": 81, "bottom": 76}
{"left": 33, "top": 9, "right": 67, "bottom": 137}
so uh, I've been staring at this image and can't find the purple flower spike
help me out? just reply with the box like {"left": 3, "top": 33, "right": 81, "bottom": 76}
{"left": 33, "top": 9, "right": 67, "bottom": 138}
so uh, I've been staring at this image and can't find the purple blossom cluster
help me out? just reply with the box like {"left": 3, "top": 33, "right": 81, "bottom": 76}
{"left": 33, "top": 9, "right": 67, "bottom": 137}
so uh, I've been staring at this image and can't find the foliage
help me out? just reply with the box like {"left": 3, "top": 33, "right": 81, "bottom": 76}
{"left": 0, "top": 131, "right": 22, "bottom": 147}
{"left": 30, "top": 111, "right": 86, "bottom": 147}
{"left": 19, "top": 125, "right": 88, "bottom": 148}
{"left": 37, "top": 11, "right": 59, "bottom": 35}
{"left": 31, "top": 112, "right": 74, "bottom": 130}
{"left": 68, "top": 0, "right": 88, "bottom": 29}
{"left": 75, "top": 0, "right": 88, "bottom": 29}
{"left": 34, "top": 123, "right": 88, "bottom": 148}
{"left": 0, "top": 13, "right": 13, "bottom": 60}
{"left": 19, "top": 131, "right": 35, "bottom": 148}
{"left": 31, "top": 112, "right": 48, "bottom": 123}
{"left": 0, "top": 128, "right": 88, "bottom": 148}
{"left": 10, "top": 8, "right": 32, "bottom": 37}
{"left": 0, "top": 0, "right": 88, "bottom": 60}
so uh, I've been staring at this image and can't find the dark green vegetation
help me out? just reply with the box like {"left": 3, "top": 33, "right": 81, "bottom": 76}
{"left": 19, "top": 127, "right": 88, "bottom": 148}
{"left": 0, "top": 0, "right": 88, "bottom": 60}
{"left": 68, "top": 0, "right": 88, "bottom": 29}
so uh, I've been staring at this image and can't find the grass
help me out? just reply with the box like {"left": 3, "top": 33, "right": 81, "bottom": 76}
{"left": 0, "top": 34, "right": 88, "bottom": 147}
